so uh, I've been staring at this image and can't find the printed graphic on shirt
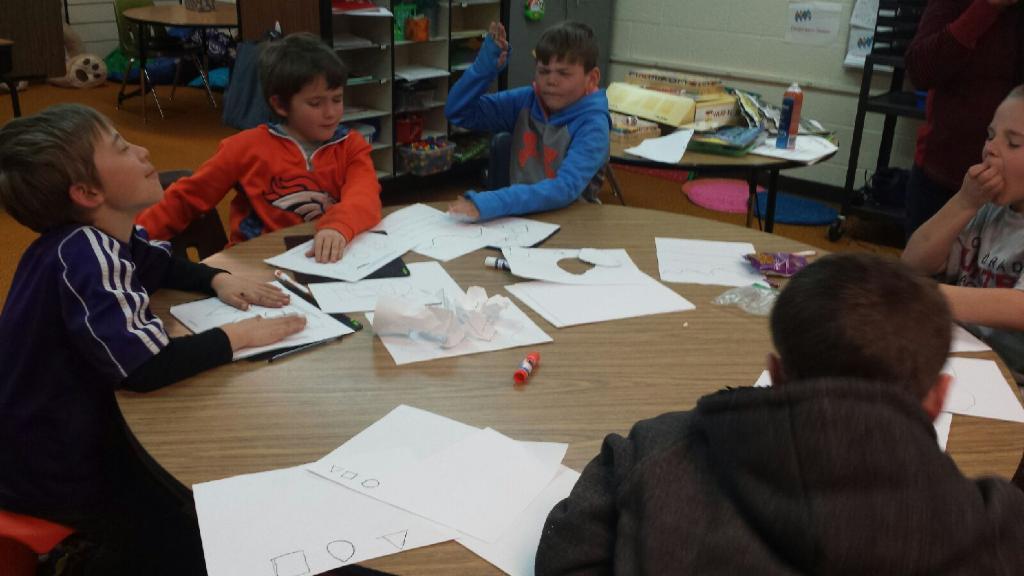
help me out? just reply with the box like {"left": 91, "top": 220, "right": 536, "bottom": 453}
{"left": 955, "top": 233, "right": 1024, "bottom": 289}
{"left": 512, "top": 109, "right": 570, "bottom": 186}
{"left": 266, "top": 174, "right": 337, "bottom": 221}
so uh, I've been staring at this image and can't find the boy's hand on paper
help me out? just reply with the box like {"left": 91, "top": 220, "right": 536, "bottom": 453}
{"left": 220, "top": 314, "right": 307, "bottom": 352}
{"left": 307, "top": 229, "right": 347, "bottom": 263}
{"left": 212, "top": 273, "right": 291, "bottom": 311}
{"left": 489, "top": 21, "right": 508, "bottom": 68}
{"left": 447, "top": 197, "right": 480, "bottom": 221}
{"left": 957, "top": 160, "right": 1004, "bottom": 209}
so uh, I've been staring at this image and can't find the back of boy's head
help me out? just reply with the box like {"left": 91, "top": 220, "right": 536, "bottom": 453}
{"left": 770, "top": 253, "right": 950, "bottom": 399}
{"left": 0, "top": 104, "right": 110, "bottom": 233}
{"left": 535, "top": 21, "right": 599, "bottom": 72}
{"left": 259, "top": 32, "right": 349, "bottom": 111}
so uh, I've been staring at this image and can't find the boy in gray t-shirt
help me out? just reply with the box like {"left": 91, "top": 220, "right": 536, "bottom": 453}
{"left": 904, "top": 86, "right": 1024, "bottom": 384}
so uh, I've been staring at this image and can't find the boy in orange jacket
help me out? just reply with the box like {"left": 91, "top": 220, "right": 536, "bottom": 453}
{"left": 137, "top": 32, "right": 381, "bottom": 263}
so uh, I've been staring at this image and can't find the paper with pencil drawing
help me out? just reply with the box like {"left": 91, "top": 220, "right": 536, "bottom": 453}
{"left": 656, "top": 237, "right": 764, "bottom": 287}
{"left": 374, "top": 203, "right": 560, "bottom": 261}
{"left": 500, "top": 247, "right": 648, "bottom": 285}
{"left": 169, "top": 282, "right": 353, "bottom": 360}
{"left": 308, "top": 405, "right": 568, "bottom": 543}
{"left": 264, "top": 231, "right": 417, "bottom": 282}
{"left": 309, "top": 261, "right": 448, "bottom": 314}
{"left": 193, "top": 465, "right": 453, "bottom": 576}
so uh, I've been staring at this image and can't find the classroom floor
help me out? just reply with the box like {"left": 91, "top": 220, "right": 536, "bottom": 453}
{"left": 0, "top": 83, "right": 900, "bottom": 309}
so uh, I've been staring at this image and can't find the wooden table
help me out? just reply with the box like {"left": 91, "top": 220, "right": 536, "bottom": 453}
{"left": 0, "top": 39, "right": 19, "bottom": 118}
{"left": 610, "top": 140, "right": 837, "bottom": 234}
{"left": 119, "top": 203, "right": 1024, "bottom": 575}
{"left": 117, "top": 2, "right": 238, "bottom": 120}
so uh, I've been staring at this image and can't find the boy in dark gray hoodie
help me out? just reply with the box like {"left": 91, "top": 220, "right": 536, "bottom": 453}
{"left": 536, "top": 253, "right": 1024, "bottom": 575}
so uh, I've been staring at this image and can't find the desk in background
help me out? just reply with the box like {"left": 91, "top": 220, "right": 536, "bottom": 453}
{"left": 610, "top": 140, "right": 837, "bottom": 234}
{"left": 117, "top": 2, "right": 238, "bottom": 121}
{"left": 120, "top": 202, "right": 1024, "bottom": 575}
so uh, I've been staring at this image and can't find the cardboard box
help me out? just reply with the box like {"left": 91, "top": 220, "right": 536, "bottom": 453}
{"left": 626, "top": 68, "right": 725, "bottom": 100}
{"left": 690, "top": 94, "right": 741, "bottom": 130}
{"left": 610, "top": 112, "right": 662, "bottom": 142}
{"left": 607, "top": 82, "right": 696, "bottom": 127}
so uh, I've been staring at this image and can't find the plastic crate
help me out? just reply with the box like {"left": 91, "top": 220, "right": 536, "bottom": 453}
{"left": 399, "top": 143, "right": 456, "bottom": 176}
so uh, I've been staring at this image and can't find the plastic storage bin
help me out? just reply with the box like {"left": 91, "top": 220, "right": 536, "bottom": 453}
{"left": 399, "top": 143, "right": 456, "bottom": 176}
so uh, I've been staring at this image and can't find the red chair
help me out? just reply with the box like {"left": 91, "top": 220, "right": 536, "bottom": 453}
{"left": 0, "top": 509, "right": 74, "bottom": 576}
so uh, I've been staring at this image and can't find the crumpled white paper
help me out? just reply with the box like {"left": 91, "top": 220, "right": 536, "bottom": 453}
{"left": 373, "top": 286, "right": 511, "bottom": 348}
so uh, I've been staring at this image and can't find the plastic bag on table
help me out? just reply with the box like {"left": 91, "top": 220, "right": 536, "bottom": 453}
{"left": 712, "top": 282, "right": 778, "bottom": 316}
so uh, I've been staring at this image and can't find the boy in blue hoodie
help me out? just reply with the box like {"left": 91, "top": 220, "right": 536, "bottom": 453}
{"left": 445, "top": 21, "right": 610, "bottom": 221}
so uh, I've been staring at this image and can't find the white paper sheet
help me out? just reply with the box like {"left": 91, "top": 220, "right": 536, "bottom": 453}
{"left": 309, "top": 261, "right": 449, "bottom": 314}
{"left": 483, "top": 217, "right": 561, "bottom": 249}
{"left": 752, "top": 370, "right": 953, "bottom": 450}
{"left": 194, "top": 465, "right": 453, "bottom": 576}
{"left": 365, "top": 294, "right": 552, "bottom": 365}
{"left": 501, "top": 247, "right": 648, "bottom": 285}
{"left": 457, "top": 466, "right": 581, "bottom": 576}
{"left": 624, "top": 129, "right": 694, "bottom": 164}
{"left": 750, "top": 135, "right": 839, "bottom": 164}
{"left": 505, "top": 272, "right": 695, "bottom": 328}
{"left": 308, "top": 406, "right": 567, "bottom": 543}
{"left": 950, "top": 325, "right": 992, "bottom": 353}
{"left": 169, "top": 282, "right": 354, "bottom": 360}
{"left": 265, "top": 232, "right": 417, "bottom": 282}
{"left": 849, "top": 0, "right": 878, "bottom": 28}
{"left": 375, "top": 204, "right": 560, "bottom": 262}
{"left": 655, "top": 237, "right": 764, "bottom": 287}
{"left": 933, "top": 412, "right": 953, "bottom": 452}
{"left": 941, "top": 357, "right": 1024, "bottom": 423}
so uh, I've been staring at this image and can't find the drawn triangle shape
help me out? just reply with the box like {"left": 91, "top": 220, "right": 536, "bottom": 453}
{"left": 379, "top": 529, "right": 408, "bottom": 550}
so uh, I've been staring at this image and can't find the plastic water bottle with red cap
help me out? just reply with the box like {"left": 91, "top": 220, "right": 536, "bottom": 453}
{"left": 776, "top": 82, "right": 803, "bottom": 149}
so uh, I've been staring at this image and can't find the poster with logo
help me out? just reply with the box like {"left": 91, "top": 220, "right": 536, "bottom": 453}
{"left": 786, "top": 2, "right": 843, "bottom": 46}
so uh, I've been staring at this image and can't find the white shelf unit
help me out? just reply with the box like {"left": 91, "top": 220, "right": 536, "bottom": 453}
{"left": 447, "top": 0, "right": 501, "bottom": 154}
{"left": 330, "top": 2, "right": 395, "bottom": 177}
{"left": 313, "top": 0, "right": 506, "bottom": 180}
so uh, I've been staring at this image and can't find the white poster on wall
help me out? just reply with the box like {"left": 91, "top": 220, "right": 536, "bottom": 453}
{"left": 786, "top": 2, "right": 843, "bottom": 46}
{"left": 844, "top": 25, "right": 875, "bottom": 68}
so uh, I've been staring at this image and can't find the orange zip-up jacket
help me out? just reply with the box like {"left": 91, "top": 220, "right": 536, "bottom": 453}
{"left": 137, "top": 123, "right": 382, "bottom": 246}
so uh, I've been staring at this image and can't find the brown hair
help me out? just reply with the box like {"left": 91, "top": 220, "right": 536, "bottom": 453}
{"left": 770, "top": 252, "right": 951, "bottom": 399}
{"left": 534, "top": 21, "right": 599, "bottom": 72}
{"left": 0, "top": 104, "right": 110, "bottom": 232}
{"left": 259, "top": 32, "right": 349, "bottom": 113}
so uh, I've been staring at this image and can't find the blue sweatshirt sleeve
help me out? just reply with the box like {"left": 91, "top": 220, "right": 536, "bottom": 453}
{"left": 445, "top": 35, "right": 527, "bottom": 134}
{"left": 465, "top": 111, "right": 610, "bottom": 221}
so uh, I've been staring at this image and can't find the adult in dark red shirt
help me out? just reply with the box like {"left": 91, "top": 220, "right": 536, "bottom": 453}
{"left": 904, "top": 0, "right": 1022, "bottom": 236}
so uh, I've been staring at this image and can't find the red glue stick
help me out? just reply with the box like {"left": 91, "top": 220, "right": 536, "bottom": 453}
{"left": 513, "top": 352, "right": 540, "bottom": 384}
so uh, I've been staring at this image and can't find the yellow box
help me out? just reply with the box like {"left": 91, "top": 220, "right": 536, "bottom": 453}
{"left": 690, "top": 94, "right": 741, "bottom": 130}
{"left": 625, "top": 68, "right": 725, "bottom": 99}
{"left": 607, "top": 82, "right": 695, "bottom": 127}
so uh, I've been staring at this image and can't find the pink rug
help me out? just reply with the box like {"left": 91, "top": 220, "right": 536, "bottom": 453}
{"left": 683, "top": 178, "right": 764, "bottom": 213}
